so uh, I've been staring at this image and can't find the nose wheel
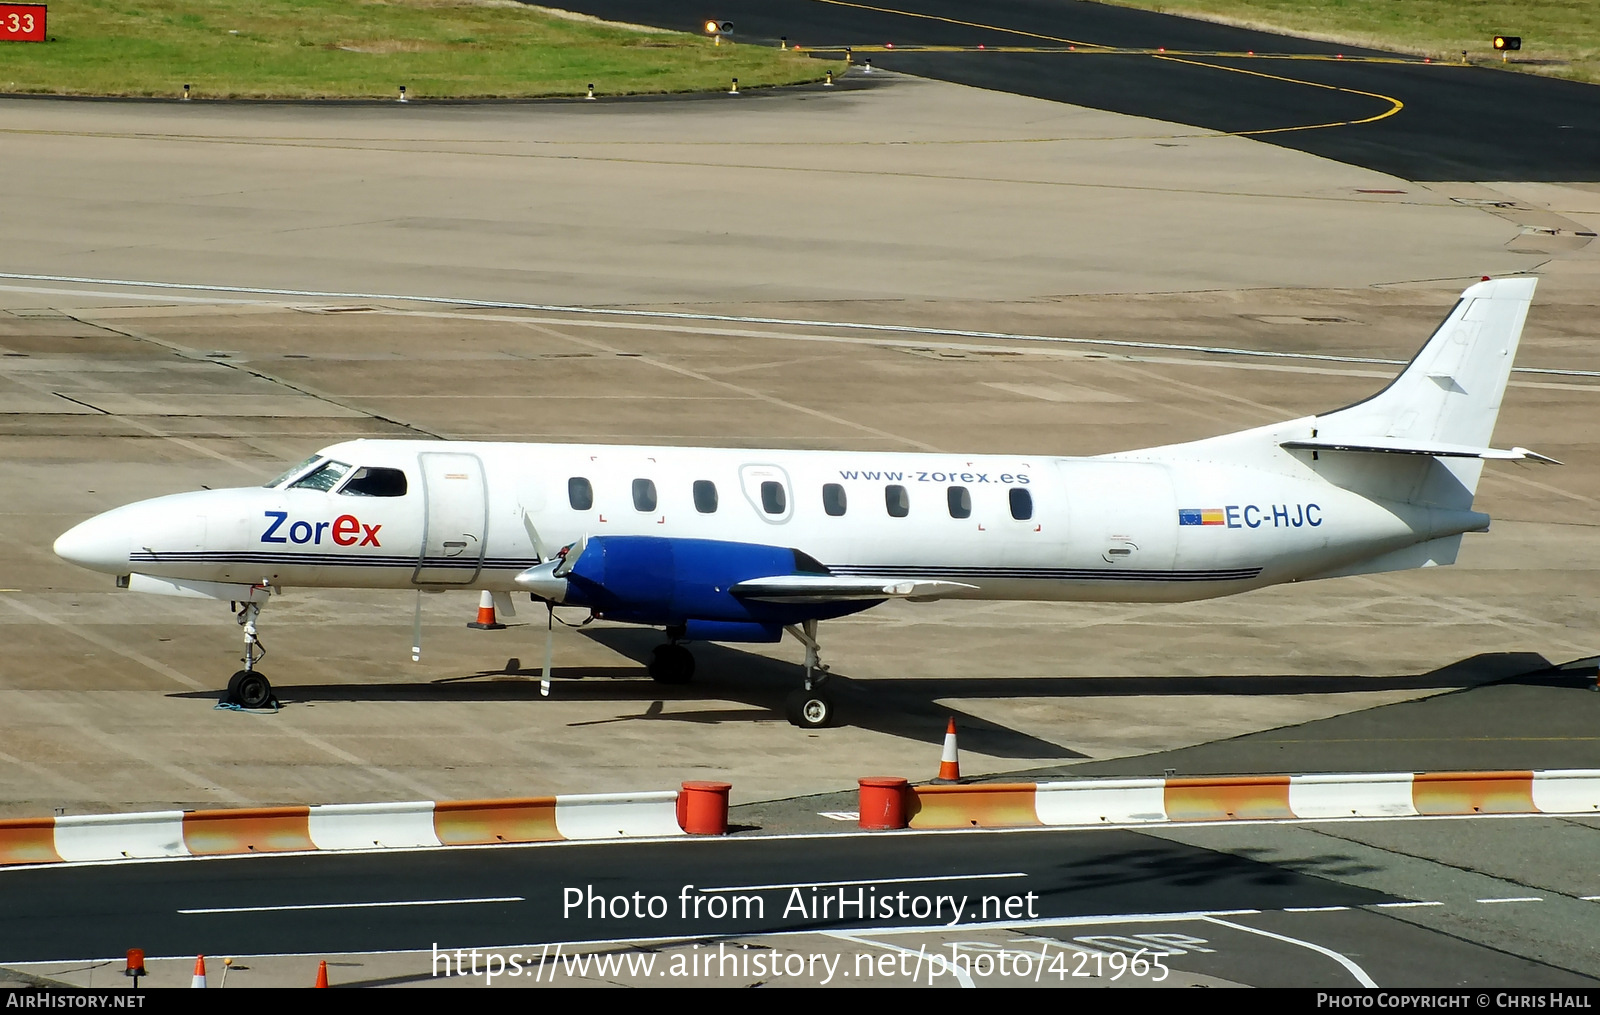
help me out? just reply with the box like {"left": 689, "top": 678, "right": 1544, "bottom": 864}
{"left": 226, "top": 669, "right": 275, "bottom": 709}
{"left": 222, "top": 598, "right": 278, "bottom": 709}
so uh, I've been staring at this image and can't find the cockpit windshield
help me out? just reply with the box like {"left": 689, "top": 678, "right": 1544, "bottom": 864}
{"left": 288, "top": 460, "right": 352, "bottom": 492}
{"left": 263, "top": 455, "right": 322, "bottom": 489}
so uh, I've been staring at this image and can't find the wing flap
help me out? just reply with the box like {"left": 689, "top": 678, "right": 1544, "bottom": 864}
{"left": 1281, "top": 437, "right": 1560, "bottom": 465}
{"left": 730, "top": 575, "right": 977, "bottom": 603}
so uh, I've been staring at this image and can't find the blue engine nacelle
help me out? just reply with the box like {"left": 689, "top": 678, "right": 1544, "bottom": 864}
{"left": 557, "top": 536, "right": 868, "bottom": 636}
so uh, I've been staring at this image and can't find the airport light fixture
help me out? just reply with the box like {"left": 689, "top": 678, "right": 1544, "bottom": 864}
{"left": 1492, "top": 35, "right": 1521, "bottom": 62}
{"left": 703, "top": 19, "right": 733, "bottom": 45}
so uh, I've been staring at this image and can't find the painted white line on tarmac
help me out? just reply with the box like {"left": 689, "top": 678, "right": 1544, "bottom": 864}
{"left": 5, "top": 270, "right": 1596, "bottom": 379}
{"left": 1475, "top": 897, "right": 1543, "bottom": 904}
{"left": 1371, "top": 901, "right": 1444, "bottom": 909}
{"left": 701, "top": 872, "right": 1027, "bottom": 893}
{"left": 1283, "top": 906, "right": 1350, "bottom": 913}
{"left": 26, "top": 908, "right": 1271, "bottom": 966}
{"left": 179, "top": 896, "right": 523, "bottom": 915}
{"left": 1203, "top": 916, "right": 1377, "bottom": 988}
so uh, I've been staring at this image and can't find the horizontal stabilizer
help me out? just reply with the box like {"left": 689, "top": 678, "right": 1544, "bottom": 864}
{"left": 730, "top": 575, "right": 977, "bottom": 603}
{"left": 1281, "top": 437, "right": 1561, "bottom": 465}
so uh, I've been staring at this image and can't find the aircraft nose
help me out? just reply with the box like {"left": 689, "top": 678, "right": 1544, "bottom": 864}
{"left": 54, "top": 510, "right": 132, "bottom": 574}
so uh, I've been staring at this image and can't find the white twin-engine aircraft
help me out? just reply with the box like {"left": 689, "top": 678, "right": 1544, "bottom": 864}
{"left": 55, "top": 278, "right": 1555, "bottom": 728}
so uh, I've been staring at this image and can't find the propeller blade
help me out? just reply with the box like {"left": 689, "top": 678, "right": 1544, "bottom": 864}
{"left": 521, "top": 510, "right": 550, "bottom": 562}
{"left": 411, "top": 589, "right": 423, "bottom": 662}
{"left": 540, "top": 604, "right": 554, "bottom": 697}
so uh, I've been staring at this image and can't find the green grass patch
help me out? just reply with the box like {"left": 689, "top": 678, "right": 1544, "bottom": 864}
{"left": 0, "top": 1, "right": 833, "bottom": 99}
{"left": 1107, "top": 1, "right": 1600, "bottom": 84}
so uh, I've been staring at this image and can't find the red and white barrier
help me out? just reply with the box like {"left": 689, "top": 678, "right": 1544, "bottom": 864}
{"left": 0, "top": 788, "right": 695, "bottom": 867}
{"left": 893, "top": 769, "right": 1600, "bottom": 830}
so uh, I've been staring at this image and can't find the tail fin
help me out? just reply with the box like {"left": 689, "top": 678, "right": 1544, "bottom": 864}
{"left": 1308, "top": 276, "right": 1537, "bottom": 510}
{"left": 1317, "top": 276, "right": 1536, "bottom": 447}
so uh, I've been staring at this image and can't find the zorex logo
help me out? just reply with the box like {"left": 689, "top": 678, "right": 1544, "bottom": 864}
{"left": 261, "top": 511, "right": 381, "bottom": 547}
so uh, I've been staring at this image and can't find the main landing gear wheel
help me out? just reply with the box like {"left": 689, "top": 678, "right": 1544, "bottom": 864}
{"left": 783, "top": 618, "right": 836, "bottom": 728}
{"left": 226, "top": 669, "right": 275, "bottom": 709}
{"left": 648, "top": 644, "right": 696, "bottom": 684}
{"left": 785, "top": 689, "right": 834, "bottom": 729}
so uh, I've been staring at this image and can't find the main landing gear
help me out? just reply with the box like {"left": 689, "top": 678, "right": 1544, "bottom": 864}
{"left": 222, "top": 599, "right": 277, "bottom": 710}
{"left": 648, "top": 640, "right": 696, "bottom": 684}
{"left": 643, "top": 620, "right": 836, "bottom": 729}
{"left": 783, "top": 619, "right": 834, "bottom": 730}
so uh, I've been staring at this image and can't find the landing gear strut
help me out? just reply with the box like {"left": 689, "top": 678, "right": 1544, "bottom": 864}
{"left": 648, "top": 639, "right": 696, "bottom": 684}
{"left": 223, "top": 599, "right": 276, "bottom": 709}
{"left": 783, "top": 619, "right": 834, "bottom": 729}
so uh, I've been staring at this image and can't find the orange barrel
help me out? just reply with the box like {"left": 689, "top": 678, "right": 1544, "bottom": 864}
{"left": 858, "top": 777, "right": 910, "bottom": 829}
{"left": 678, "top": 781, "right": 732, "bottom": 835}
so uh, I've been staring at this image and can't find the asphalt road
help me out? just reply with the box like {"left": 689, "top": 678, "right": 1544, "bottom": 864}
{"left": 545, "top": 0, "right": 1600, "bottom": 181}
{"left": 5, "top": 823, "right": 1596, "bottom": 987}
{"left": 0, "top": 829, "right": 1389, "bottom": 962}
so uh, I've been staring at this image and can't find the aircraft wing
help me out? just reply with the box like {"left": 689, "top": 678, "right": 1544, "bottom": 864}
{"left": 729, "top": 575, "right": 978, "bottom": 603}
{"left": 1281, "top": 437, "right": 1561, "bottom": 464}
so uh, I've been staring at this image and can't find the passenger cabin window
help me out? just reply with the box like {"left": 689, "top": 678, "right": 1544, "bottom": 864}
{"left": 340, "top": 466, "right": 407, "bottom": 497}
{"left": 265, "top": 455, "right": 322, "bottom": 489}
{"left": 760, "top": 481, "right": 786, "bottom": 515}
{"left": 947, "top": 486, "right": 971, "bottom": 519}
{"left": 568, "top": 477, "right": 593, "bottom": 511}
{"left": 885, "top": 484, "right": 909, "bottom": 518}
{"left": 1009, "top": 487, "right": 1033, "bottom": 520}
{"left": 289, "top": 460, "right": 350, "bottom": 492}
{"left": 693, "top": 480, "right": 718, "bottom": 514}
{"left": 633, "top": 478, "right": 658, "bottom": 512}
{"left": 822, "top": 483, "right": 847, "bottom": 517}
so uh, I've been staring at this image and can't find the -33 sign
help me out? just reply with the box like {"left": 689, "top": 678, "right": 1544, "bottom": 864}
{"left": 1, "top": 4, "right": 45, "bottom": 42}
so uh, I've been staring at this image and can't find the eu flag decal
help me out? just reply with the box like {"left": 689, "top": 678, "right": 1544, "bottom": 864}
{"left": 1179, "top": 508, "right": 1226, "bottom": 526}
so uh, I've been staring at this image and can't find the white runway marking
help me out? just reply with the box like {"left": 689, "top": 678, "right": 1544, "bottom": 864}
{"left": 179, "top": 896, "right": 524, "bottom": 915}
{"left": 1283, "top": 906, "right": 1350, "bottom": 913}
{"left": 5, "top": 271, "right": 1598, "bottom": 378}
{"left": 1203, "top": 916, "right": 1377, "bottom": 987}
{"left": 700, "top": 872, "right": 1027, "bottom": 893}
{"left": 1475, "top": 897, "right": 1543, "bottom": 904}
{"left": 1372, "top": 901, "right": 1444, "bottom": 909}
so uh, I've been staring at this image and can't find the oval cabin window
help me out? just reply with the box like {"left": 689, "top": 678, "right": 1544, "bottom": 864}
{"left": 693, "top": 480, "right": 718, "bottom": 513}
{"left": 568, "top": 477, "right": 593, "bottom": 511}
{"left": 760, "top": 480, "right": 786, "bottom": 515}
{"left": 633, "top": 478, "right": 658, "bottom": 512}
{"left": 1009, "top": 487, "right": 1033, "bottom": 520}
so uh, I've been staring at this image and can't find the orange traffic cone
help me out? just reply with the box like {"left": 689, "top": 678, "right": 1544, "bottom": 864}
{"left": 937, "top": 717, "right": 961, "bottom": 782}
{"left": 467, "top": 590, "right": 505, "bottom": 630}
{"left": 190, "top": 955, "right": 207, "bottom": 988}
{"left": 314, "top": 960, "right": 328, "bottom": 988}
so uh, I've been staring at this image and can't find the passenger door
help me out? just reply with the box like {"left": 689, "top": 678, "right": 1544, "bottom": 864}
{"left": 413, "top": 452, "right": 487, "bottom": 584}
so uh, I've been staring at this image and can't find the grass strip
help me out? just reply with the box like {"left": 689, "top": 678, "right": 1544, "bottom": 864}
{"left": 1107, "top": 1, "right": 1600, "bottom": 84}
{"left": 0, "top": 1, "right": 832, "bottom": 99}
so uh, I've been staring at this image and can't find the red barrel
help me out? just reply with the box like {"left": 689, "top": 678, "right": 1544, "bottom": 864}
{"left": 678, "top": 781, "right": 732, "bottom": 835}
{"left": 858, "top": 777, "right": 909, "bottom": 829}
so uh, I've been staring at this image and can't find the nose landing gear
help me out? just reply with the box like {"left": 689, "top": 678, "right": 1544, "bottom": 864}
{"left": 222, "top": 598, "right": 278, "bottom": 710}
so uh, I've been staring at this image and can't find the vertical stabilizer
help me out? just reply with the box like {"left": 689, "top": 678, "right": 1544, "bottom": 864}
{"left": 1318, "top": 277, "right": 1536, "bottom": 447}
{"left": 1311, "top": 277, "right": 1537, "bottom": 508}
